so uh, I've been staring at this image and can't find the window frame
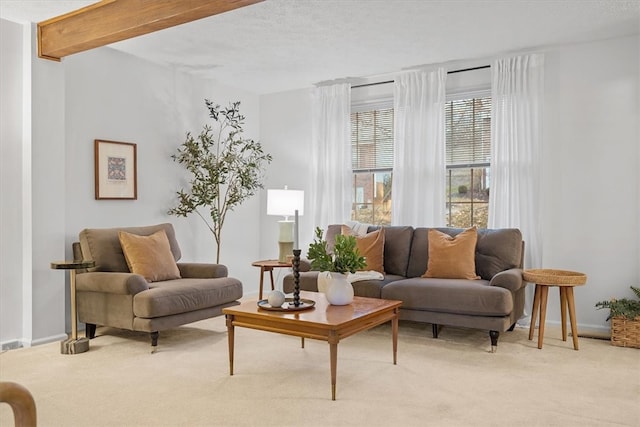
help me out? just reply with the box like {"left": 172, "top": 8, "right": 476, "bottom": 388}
{"left": 350, "top": 97, "right": 394, "bottom": 225}
{"left": 445, "top": 89, "right": 492, "bottom": 228}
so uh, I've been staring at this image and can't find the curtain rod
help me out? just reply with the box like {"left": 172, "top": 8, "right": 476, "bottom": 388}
{"left": 351, "top": 65, "right": 490, "bottom": 89}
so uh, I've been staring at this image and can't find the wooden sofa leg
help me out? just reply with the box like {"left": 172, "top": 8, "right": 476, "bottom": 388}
{"left": 508, "top": 323, "right": 516, "bottom": 332}
{"left": 489, "top": 330, "right": 499, "bottom": 353}
{"left": 432, "top": 324, "right": 439, "bottom": 339}
{"left": 85, "top": 323, "right": 96, "bottom": 339}
{"left": 150, "top": 331, "right": 159, "bottom": 353}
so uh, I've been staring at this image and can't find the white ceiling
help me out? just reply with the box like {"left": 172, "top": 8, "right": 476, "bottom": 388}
{"left": 1, "top": 0, "right": 639, "bottom": 94}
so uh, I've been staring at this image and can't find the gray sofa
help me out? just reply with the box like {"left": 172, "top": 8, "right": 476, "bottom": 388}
{"left": 72, "top": 223, "right": 243, "bottom": 350}
{"left": 284, "top": 224, "right": 525, "bottom": 351}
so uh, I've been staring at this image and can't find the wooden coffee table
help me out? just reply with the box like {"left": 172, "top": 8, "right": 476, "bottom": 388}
{"left": 223, "top": 291, "right": 402, "bottom": 400}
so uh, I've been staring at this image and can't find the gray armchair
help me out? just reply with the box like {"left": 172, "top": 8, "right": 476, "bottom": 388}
{"left": 72, "top": 223, "right": 242, "bottom": 350}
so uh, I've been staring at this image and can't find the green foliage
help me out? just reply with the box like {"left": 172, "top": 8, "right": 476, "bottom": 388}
{"left": 595, "top": 286, "right": 640, "bottom": 321}
{"left": 307, "top": 227, "right": 333, "bottom": 272}
{"left": 168, "top": 100, "right": 272, "bottom": 263}
{"left": 307, "top": 227, "right": 367, "bottom": 274}
{"left": 458, "top": 185, "right": 468, "bottom": 194}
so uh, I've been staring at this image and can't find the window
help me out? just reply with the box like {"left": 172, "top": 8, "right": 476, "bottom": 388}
{"left": 350, "top": 93, "right": 491, "bottom": 228}
{"left": 350, "top": 108, "right": 393, "bottom": 225}
{"left": 445, "top": 96, "right": 491, "bottom": 228}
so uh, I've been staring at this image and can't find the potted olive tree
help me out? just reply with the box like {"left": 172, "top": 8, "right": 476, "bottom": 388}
{"left": 169, "top": 100, "right": 272, "bottom": 263}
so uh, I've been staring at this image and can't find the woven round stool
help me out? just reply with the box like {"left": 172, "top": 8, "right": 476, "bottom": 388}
{"left": 522, "top": 269, "right": 587, "bottom": 350}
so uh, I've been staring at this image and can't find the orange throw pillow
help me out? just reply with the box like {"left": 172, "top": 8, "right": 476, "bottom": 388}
{"left": 342, "top": 226, "right": 385, "bottom": 274}
{"left": 422, "top": 227, "right": 480, "bottom": 280}
{"left": 118, "top": 229, "right": 181, "bottom": 282}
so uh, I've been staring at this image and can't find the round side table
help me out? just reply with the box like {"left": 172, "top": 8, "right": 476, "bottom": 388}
{"left": 251, "top": 260, "right": 292, "bottom": 300}
{"left": 51, "top": 260, "right": 95, "bottom": 354}
{"left": 523, "top": 269, "right": 587, "bottom": 350}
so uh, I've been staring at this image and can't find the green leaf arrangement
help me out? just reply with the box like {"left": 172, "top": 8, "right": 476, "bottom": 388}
{"left": 595, "top": 286, "right": 640, "bottom": 321}
{"left": 307, "top": 227, "right": 366, "bottom": 274}
{"left": 168, "top": 100, "right": 272, "bottom": 263}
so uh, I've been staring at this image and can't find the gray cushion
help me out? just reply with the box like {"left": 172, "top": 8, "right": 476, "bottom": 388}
{"left": 381, "top": 277, "right": 513, "bottom": 317}
{"left": 368, "top": 225, "right": 414, "bottom": 276}
{"left": 351, "top": 274, "right": 405, "bottom": 298}
{"left": 475, "top": 228, "right": 523, "bottom": 280}
{"left": 134, "top": 277, "right": 242, "bottom": 318}
{"left": 406, "top": 227, "right": 523, "bottom": 280}
{"left": 406, "top": 227, "right": 429, "bottom": 278}
{"left": 79, "top": 223, "right": 181, "bottom": 272}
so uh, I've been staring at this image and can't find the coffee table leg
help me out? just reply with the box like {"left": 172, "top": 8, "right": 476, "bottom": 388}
{"left": 329, "top": 333, "right": 338, "bottom": 401}
{"left": 225, "top": 314, "right": 235, "bottom": 375}
{"left": 392, "top": 308, "right": 399, "bottom": 365}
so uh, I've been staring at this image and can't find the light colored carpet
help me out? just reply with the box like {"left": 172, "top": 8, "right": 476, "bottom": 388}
{"left": 1, "top": 315, "right": 638, "bottom": 427}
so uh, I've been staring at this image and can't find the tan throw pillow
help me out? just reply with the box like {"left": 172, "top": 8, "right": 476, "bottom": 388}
{"left": 118, "top": 230, "right": 181, "bottom": 282}
{"left": 342, "top": 226, "right": 385, "bottom": 274}
{"left": 422, "top": 227, "right": 480, "bottom": 280}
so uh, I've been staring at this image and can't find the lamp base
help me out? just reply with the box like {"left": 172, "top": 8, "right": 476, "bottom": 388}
{"left": 278, "top": 241, "right": 293, "bottom": 263}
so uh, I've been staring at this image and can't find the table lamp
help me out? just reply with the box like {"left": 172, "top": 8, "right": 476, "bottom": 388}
{"left": 267, "top": 186, "right": 304, "bottom": 262}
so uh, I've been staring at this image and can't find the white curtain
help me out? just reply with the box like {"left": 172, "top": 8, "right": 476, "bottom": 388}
{"left": 310, "top": 83, "right": 352, "bottom": 230}
{"left": 489, "top": 53, "right": 544, "bottom": 325}
{"left": 392, "top": 68, "right": 447, "bottom": 226}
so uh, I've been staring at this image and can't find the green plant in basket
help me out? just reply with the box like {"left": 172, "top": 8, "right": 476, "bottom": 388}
{"left": 595, "top": 286, "right": 640, "bottom": 320}
{"left": 307, "top": 227, "right": 366, "bottom": 274}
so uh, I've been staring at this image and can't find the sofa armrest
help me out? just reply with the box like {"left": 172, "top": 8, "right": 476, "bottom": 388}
{"left": 76, "top": 272, "right": 149, "bottom": 295}
{"left": 298, "top": 258, "right": 311, "bottom": 272}
{"left": 489, "top": 268, "right": 524, "bottom": 292}
{"left": 177, "top": 263, "right": 228, "bottom": 279}
{"left": 283, "top": 271, "right": 320, "bottom": 293}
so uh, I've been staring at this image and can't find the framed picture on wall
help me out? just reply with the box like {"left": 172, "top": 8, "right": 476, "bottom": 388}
{"left": 94, "top": 139, "right": 137, "bottom": 200}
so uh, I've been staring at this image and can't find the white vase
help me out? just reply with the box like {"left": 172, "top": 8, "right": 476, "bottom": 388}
{"left": 317, "top": 271, "right": 331, "bottom": 294}
{"left": 325, "top": 272, "right": 354, "bottom": 305}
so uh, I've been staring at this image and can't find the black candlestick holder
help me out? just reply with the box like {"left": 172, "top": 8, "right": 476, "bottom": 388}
{"left": 292, "top": 249, "right": 301, "bottom": 307}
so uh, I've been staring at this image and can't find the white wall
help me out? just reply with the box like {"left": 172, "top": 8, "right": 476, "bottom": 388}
{"left": 0, "top": 20, "right": 69, "bottom": 348}
{"left": 0, "top": 18, "right": 25, "bottom": 348}
{"left": 1, "top": 32, "right": 264, "bottom": 346}
{"left": 63, "top": 47, "right": 264, "bottom": 331}
{"left": 31, "top": 23, "right": 68, "bottom": 345}
{"left": 259, "top": 88, "right": 313, "bottom": 288}
{"left": 541, "top": 34, "right": 639, "bottom": 333}
{"left": 259, "top": 34, "right": 640, "bottom": 333}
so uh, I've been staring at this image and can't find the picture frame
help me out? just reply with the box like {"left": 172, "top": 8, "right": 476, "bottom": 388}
{"left": 94, "top": 139, "right": 137, "bottom": 200}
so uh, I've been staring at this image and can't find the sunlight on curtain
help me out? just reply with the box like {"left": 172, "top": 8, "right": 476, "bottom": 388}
{"left": 392, "top": 68, "right": 446, "bottom": 226}
{"left": 310, "top": 83, "right": 352, "bottom": 229}
{"left": 489, "top": 53, "right": 544, "bottom": 325}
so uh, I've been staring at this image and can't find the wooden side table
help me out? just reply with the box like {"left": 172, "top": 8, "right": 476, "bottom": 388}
{"left": 523, "top": 269, "right": 587, "bottom": 350}
{"left": 251, "top": 260, "right": 291, "bottom": 299}
{"left": 50, "top": 260, "right": 95, "bottom": 354}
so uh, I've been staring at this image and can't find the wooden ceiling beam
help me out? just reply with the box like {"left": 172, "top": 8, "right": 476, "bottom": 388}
{"left": 38, "top": 0, "right": 264, "bottom": 61}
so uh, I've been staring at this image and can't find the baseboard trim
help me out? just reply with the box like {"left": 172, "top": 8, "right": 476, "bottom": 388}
{"left": 1, "top": 339, "right": 23, "bottom": 351}
{"left": 31, "top": 333, "right": 68, "bottom": 347}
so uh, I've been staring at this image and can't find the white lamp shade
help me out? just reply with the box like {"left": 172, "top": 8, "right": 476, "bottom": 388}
{"left": 267, "top": 188, "right": 304, "bottom": 216}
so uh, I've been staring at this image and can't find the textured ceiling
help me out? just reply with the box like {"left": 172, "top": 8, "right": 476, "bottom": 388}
{"left": 2, "top": 0, "right": 639, "bottom": 94}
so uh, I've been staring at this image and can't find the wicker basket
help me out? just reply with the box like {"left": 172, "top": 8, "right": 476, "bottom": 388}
{"left": 611, "top": 316, "right": 640, "bottom": 348}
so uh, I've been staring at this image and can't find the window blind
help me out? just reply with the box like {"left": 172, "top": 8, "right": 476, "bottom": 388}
{"left": 351, "top": 108, "right": 394, "bottom": 170}
{"left": 446, "top": 97, "right": 491, "bottom": 166}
